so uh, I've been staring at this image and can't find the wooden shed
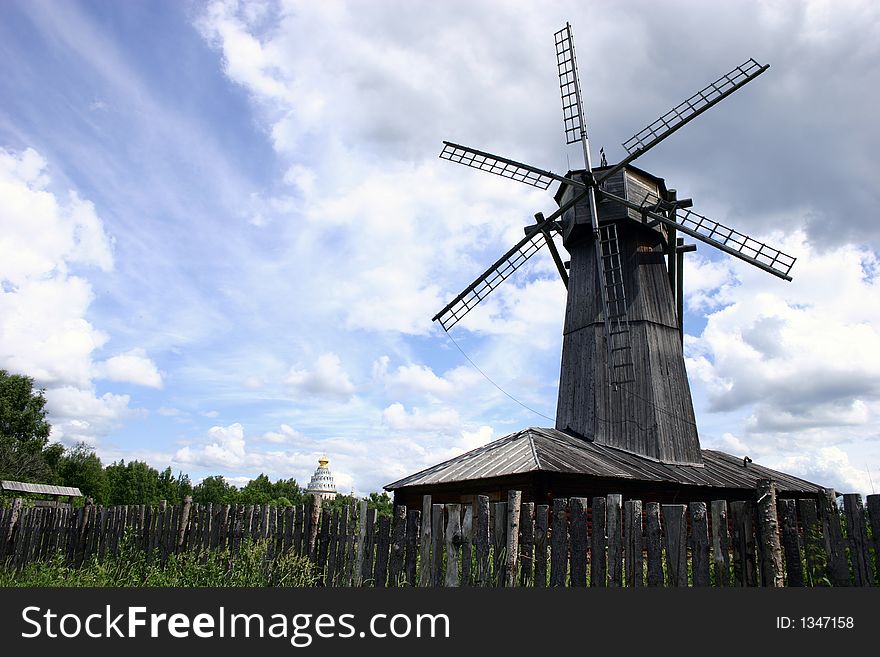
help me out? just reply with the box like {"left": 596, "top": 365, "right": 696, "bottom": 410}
{"left": 385, "top": 427, "right": 824, "bottom": 508}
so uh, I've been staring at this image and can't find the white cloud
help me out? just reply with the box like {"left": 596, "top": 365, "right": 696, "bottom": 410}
{"left": 772, "top": 446, "right": 873, "bottom": 496}
{"left": 45, "top": 385, "right": 132, "bottom": 445}
{"left": 284, "top": 352, "right": 355, "bottom": 399}
{"left": 96, "top": 348, "right": 163, "bottom": 388}
{"left": 381, "top": 402, "right": 461, "bottom": 432}
{"left": 261, "top": 423, "right": 302, "bottom": 444}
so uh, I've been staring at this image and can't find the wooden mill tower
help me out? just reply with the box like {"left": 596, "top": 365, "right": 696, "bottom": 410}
{"left": 554, "top": 166, "right": 700, "bottom": 465}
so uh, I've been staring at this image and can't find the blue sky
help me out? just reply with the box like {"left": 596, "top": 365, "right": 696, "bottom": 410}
{"left": 1, "top": 0, "right": 879, "bottom": 496}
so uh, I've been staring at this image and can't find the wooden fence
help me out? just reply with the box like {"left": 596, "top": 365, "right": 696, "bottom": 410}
{"left": 2, "top": 480, "right": 878, "bottom": 587}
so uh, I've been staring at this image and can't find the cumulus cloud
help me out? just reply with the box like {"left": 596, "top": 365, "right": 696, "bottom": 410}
{"left": 687, "top": 232, "right": 880, "bottom": 426}
{"left": 260, "top": 423, "right": 303, "bottom": 444}
{"left": 381, "top": 402, "right": 461, "bottom": 432}
{"left": 284, "top": 352, "right": 355, "bottom": 399}
{"left": 96, "top": 348, "right": 163, "bottom": 388}
{"left": 0, "top": 146, "right": 167, "bottom": 446}
{"left": 44, "top": 386, "right": 132, "bottom": 445}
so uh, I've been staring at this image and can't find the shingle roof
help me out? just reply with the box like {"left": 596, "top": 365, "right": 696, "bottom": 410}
{"left": 384, "top": 427, "right": 824, "bottom": 494}
{"left": 1, "top": 480, "right": 83, "bottom": 497}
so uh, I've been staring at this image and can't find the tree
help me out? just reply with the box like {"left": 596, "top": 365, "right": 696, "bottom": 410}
{"left": 56, "top": 442, "right": 108, "bottom": 504}
{"left": 0, "top": 369, "right": 53, "bottom": 481}
{"left": 367, "top": 491, "right": 393, "bottom": 518}
{"left": 157, "top": 467, "right": 193, "bottom": 503}
{"left": 105, "top": 459, "right": 161, "bottom": 505}
{"left": 239, "top": 473, "right": 274, "bottom": 504}
{"left": 192, "top": 475, "right": 238, "bottom": 505}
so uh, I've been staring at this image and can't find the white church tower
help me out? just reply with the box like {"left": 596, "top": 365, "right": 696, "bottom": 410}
{"left": 305, "top": 456, "right": 337, "bottom": 504}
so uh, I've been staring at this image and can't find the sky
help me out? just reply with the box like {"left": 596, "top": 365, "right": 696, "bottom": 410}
{"left": 1, "top": 0, "right": 878, "bottom": 497}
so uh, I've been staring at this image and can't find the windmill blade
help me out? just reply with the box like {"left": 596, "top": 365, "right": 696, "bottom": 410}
{"left": 554, "top": 22, "right": 585, "bottom": 145}
{"left": 440, "top": 141, "right": 582, "bottom": 190}
{"left": 598, "top": 59, "right": 769, "bottom": 185}
{"left": 432, "top": 227, "right": 548, "bottom": 331}
{"left": 598, "top": 189, "right": 796, "bottom": 280}
{"left": 433, "top": 191, "right": 588, "bottom": 330}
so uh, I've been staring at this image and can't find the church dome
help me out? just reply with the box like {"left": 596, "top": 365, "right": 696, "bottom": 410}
{"left": 306, "top": 457, "right": 337, "bottom": 500}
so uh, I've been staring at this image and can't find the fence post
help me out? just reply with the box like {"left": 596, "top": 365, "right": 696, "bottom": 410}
{"left": 405, "top": 509, "right": 421, "bottom": 586}
{"left": 843, "top": 494, "right": 872, "bottom": 586}
{"left": 625, "top": 500, "right": 643, "bottom": 587}
{"left": 797, "top": 499, "right": 822, "bottom": 586}
{"left": 606, "top": 494, "right": 623, "bottom": 587}
{"left": 689, "top": 502, "right": 709, "bottom": 587}
{"left": 730, "top": 501, "right": 757, "bottom": 586}
{"left": 779, "top": 499, "right": 804, "bottom": 587}
{"left": 569, "top": 497, "right": 588, "bottom": 587}
{"left": 177, "top": 496, "right": 192, "bottom": 551}
{"left": 445, "top": 503, "right": 462, "bottom": 587}
{"left": 591, "top": 497, "right": 606, "bottom": 587}
{"left": 361, "top": 507, "right": 376, "bottom": 585}
{"left": 662, "top": 504, "right": 687, "bottom": 587}
{"left": 534, "top": 504, "right": 549, "bottom": 588}
{"left": 505, "top": 491, "right": 521, "bottom": 587}
{"left": 353, "top": 500, "right": 367, "bottom": 586}
{"left": 461, "top": 505, "right": 473, "bottom": 586}
{"left": 308, "top": 498, "right": 321, "bottom": 558}
{"left": 3, "top": 497, "right": 23, "bottom": 555}
{"left": 474, "top": 496, "right": 490, "bottom": 587}
{"left": 373, "top": 515, "right": 391, "bottom": 588}
{"left": 519, "top": 502, "right": 534, "bottom": 587}
{"left": 431, "top": 504, "right": 444, "bottom": 587}
{"left": 388, "top": 505, "right": 407, "bottom": 587}
{"left": 492, "top": 502, "right": 507, "bottom": 586}
{"left": 645, "top": 502, "right": 663, "bottom": 586}
{"left": 550, "top": 498, "right": 568, "bottom": 587}
{"left": 819, "top": 489, "right": 850, "bottom": 586}
{"left": 756, "top": 479, "right": 784, "bottom": 587}
{"left": 419, "top": 495, "right": 432, "bottom": 587}
{"left": 710, "top": 500, "right": 730, "bottom": 587}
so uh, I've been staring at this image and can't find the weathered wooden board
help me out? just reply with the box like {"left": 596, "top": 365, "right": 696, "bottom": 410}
{"left": 550, "top": 498, "right": 568, "bottom": 587}
{"left": 662, "top": 504, "right": 687, "bottom": 587}
{"left": 569, "top": 497, "right": 588, "bottom": 587}
{"left": 843, "top": 494, "right": 871, "bottom": 587}
{"left": 710, "top": 500, "right": 730, "bottom": 587}
{"left": 625, "top": 499, "right": 643, "bottom": 587}
{"left": 591, "top": 496, "right": 606, "bottom": 587}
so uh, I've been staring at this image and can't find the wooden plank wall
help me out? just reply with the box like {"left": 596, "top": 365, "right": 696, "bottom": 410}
{"left": 2, "top": 485, "right": 878, "bottom": 588}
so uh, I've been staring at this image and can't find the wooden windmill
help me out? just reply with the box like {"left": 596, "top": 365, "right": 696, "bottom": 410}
{"left": 432, "top": 23, "right": 796, "bottom": 468}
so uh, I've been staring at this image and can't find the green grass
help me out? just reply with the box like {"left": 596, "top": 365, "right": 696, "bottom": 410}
{"left": 0, "top": 538, "right": 319, "bottom": 587}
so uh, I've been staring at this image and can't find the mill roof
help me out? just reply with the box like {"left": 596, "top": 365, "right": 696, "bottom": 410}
{"left": 552, "top": 163, "right": 669, "bottom": 205}
{"left": 384, "top": 427, "right": 823, "bottom": 495}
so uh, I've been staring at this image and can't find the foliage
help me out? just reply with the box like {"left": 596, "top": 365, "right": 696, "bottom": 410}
{"left": 56, "top": 442, "right": 109, "bottom": 504}
{"left": 367, "top": 491, "right": 394, "bottom": 518}
{"left": 0, "top": 537, "right": 319, "bottom": 587}
{"left": 192, "top": 474, "right": 238, "bottom": 504}
{"left": 0, "top": 369, "right": 53, "bottom": 481}
{"left": 104, "top": 460, "right": 191, "bottom": 506}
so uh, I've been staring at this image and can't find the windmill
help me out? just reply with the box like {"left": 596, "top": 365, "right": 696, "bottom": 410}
{"left": 432, "top": 23, "right": 796, "bottom": 468}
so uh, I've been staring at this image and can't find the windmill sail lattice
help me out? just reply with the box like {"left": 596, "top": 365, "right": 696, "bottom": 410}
{"left": 555, "top": 23, "right": 585, "bottom": 145}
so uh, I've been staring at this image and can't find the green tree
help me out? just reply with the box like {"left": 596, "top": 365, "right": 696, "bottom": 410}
{"left": 157, "top": 467, "right": 193, "bottom": 503}
{"left": 367, "top": 491, "right": 393, "bottom": 518}
{"left": 192, "top": 475, "right": 238, "bottom": 504}
{"left": 0, "top": 369, "right": 53, "bottom": 481}
{"left": 57, "top": 442, "right": 108, "bottom": 504}
{"left": 272, "top": 478, "right": 305, "bottom": 505}
{"left": 105, "top": 459, "right": 161, "bottom": 505}
{"left": 239, "top": 473, "right": 274, "bottom": 504}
